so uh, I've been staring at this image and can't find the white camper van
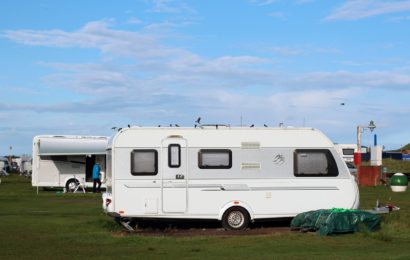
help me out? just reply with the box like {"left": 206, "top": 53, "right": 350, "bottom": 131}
{"left": 0, "top": 157, "right": 9, "bottom": 176}
{"left": 20, "top": 156, "right": 32, "bottom": 176}
{"left": 334, "top": 144, "right": 357, "bottom": 162}
{"left": 103, "top": 126, "right": 359, "bottom": 230}
{"left": 0, "top": 157, "right": 8, "bottom": 171}
{"left": 32, "top": 135, "right": 108, "bottom": 192}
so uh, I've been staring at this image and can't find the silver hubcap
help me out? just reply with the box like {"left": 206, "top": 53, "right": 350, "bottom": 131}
{"left": 68, "top": 182, "right": 77, "bottom": 191}
{"left": 227, "top": 211, "right": 245, "bottom": 228}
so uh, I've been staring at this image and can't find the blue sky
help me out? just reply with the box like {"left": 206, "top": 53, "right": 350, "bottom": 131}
{"left": 1, "top": 0, "right": 410, "bottom": 155}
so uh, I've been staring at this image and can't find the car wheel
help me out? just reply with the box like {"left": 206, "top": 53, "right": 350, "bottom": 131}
{"left": 66, "top": 179, "right": 79, "bottom": 193}
{"left": 222, "top": 207, "right": 250, "bottom": 230}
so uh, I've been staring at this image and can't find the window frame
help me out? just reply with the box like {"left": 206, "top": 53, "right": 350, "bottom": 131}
{"left": 198, "top": 149, "right": 232, "bottom": 169}
{"left": 293, "top": 149, "right": 339, "bottom": 177}
{"left": 342, "top": 148, "right": 355, "bottom": 156}
{"left": 168, "top": 144, "right": 181, "bottom": 168}
{"left": 130, "top": 149, "right": 158, "bottom": 176}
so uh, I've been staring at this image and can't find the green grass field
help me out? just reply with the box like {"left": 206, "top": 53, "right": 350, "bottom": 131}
{"left": 381, "top": 159, "right": 410, "bottom": 174}
{"left": 1, "top": 175, "right": 410, "bottom": 259}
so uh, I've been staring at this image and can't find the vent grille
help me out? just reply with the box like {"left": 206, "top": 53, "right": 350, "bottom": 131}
{"left": 241, "top": 162, "right": 261, "bottom": 170}
{"left": 241, "top": 142, "right": 260, "bottom": 149}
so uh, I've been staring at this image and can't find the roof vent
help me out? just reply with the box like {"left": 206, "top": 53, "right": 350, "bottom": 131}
{"left": 241, "top": 142, "right": 260, "bottom": 149}
{"left": 241, "top": 162, "right": 261, "bottom": 170}
{"left": 167, "top": 135, "right": 183, "bottom": 138}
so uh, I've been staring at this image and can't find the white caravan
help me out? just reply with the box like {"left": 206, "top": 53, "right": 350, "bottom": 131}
{"left": 32, "top": 135, "right": 108, "bottom": 192}
{"left": 334, "top": 144, "right": 357, "bottom": 162}
{"left": 20, "top": 156, "right": 32, "bottom": 175}
{"left": 103, "top": 127, "right": 359, "bottom": 230}
{"left": 0, "top": 157, "right": 7, "bottom": 170}
{"left": 0, "top": 157, "right": 9, "bottom": 176}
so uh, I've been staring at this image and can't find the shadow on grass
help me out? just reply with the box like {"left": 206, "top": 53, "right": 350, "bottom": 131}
{"left": 107, "top": 217, "right": 292, "bottom": 237}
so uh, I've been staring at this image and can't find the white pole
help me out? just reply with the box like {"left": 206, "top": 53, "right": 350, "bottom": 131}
{"left": 357, "top": 125, "right": 362, "bottom": 153}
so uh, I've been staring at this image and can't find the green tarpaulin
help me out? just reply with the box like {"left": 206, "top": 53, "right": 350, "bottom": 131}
{"left": 290, "top": 208, "right": 380, "bottom": 236}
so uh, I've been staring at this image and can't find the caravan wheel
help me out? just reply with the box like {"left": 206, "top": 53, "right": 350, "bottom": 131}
{"left": 222, "top": 207, "right": 250, "bottom": 230}
{"left": 66, "top": 179, "right": 79, "bottom": 193}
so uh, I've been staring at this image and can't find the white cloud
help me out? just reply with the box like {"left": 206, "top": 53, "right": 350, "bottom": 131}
{"left": 294, "top": 70, "right": 410, "bottom": 88}
{"left": 252, "top": 0, "right": 314, "bottom": 6}
{"left": 260, "top": 44, "right": 340, "bottom": 56}
{"left": 295, "top": 0, "right": 315, "bottom": 4}
{"left": 387, "top": 14, "right": 410, "bottom": 21}
{"left": 326, "top": 0, "right": 410, "bottom": 21}
{"left": 2, "top": 20, "right": 191, "bottom": 63}
{"left": 269, "top": 12, "right": 287, "bottom": 20}
{"left": 257, "top": 0, "right": 280, "bottom": 6}
{"left": 270, "top": 46, "right": 305, "bottom": 56}
{"left": 149, "top": 0, "right": 195, "bottom": 14}
{"left": 127, "top": 17, "right": 143, "bottom": 24}
{"left": 3, "top": 22, "right": 409, "bottom": 95}
{"left": 269, "top": 88, "right": 354, "bottom": 109}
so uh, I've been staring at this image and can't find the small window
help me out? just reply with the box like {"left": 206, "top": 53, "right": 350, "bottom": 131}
{"left": 198, "top": 149, "right": 232, "bottom": 169}
{"left": 131, "top": 149, "right": 158, "bottom": 176}
{"left": 342, "top": 148, "right": 354, "bottom": 156}
{"left": 168, "top": 144, "right": 181, "bottom": 168}
{"left": 294, "top": 149, "right": 338, "bottom": 177}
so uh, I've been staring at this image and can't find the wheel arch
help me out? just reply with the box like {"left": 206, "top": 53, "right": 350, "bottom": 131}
{"left": 64, "top": 176, "right": 80, "bottom": 187}
{"left": 218, "top": 201, "right": 254, "bottom": 221}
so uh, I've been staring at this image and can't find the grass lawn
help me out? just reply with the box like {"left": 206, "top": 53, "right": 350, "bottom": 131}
{"left": 381, "top": 159, "right": 410, "bottom": 174}
{"left": 1, "top": 175, "right": 410, "bottom": 259}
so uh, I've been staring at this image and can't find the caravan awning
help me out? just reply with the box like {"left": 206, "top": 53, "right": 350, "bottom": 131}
{"left": 38, "top": 136, "right": 108, "bottom": 155}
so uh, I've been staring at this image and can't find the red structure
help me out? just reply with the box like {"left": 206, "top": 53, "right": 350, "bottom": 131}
{"left": 354, "top": 152, "right": 361, "bottom": 166}
{"left": 358, "top": 166, "right": 381, "bottom": 187}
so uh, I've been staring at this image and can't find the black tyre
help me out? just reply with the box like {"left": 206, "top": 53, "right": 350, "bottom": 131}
{"left": 222, "top": 207, "right": 250, "bottom": 230}
{"left": 65, "top": 179, "right": 79, "bottom": 193}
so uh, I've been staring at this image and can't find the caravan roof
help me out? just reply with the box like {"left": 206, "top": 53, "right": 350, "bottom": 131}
{"left": 112, "top": 126, "right": 334, "bottom": 148}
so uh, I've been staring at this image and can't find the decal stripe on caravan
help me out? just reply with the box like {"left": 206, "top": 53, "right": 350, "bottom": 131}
{"left": 124, "top": 184, "right": 339, "bottom": 191}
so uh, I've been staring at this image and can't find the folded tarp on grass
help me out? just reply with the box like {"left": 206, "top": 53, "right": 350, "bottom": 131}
{"left": 290, "top": 208, "right": 381, "bottom": 236}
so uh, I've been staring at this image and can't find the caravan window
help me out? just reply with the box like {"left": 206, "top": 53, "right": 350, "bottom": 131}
{"left": 198, "top": 149, "right": 232, "bottom": 169}
{"left": 294, "top": 149, "right": 338, "bottom": 177}
{"left": 40, "top": 155, "right": 85, "bottom": 165}
{"left": 131, "top": 149, "right": 158, "bottom": 176}
{"left": 343, "top": 148, "right": 354, "bottom": 156}
{"left": 168, "top": 144, "right": 181, "bottom": 168}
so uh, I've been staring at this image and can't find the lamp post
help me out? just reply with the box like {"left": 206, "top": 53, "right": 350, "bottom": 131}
{"left": 9, "top": 146, "right": 12, "bottom": 171}
{"left": 355, "top": 120, "right": 376, "bottom": 166}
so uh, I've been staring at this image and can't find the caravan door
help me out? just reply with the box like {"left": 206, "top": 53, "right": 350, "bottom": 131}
{"left": 162, "top": 137, "right": 187, "bottom": 213}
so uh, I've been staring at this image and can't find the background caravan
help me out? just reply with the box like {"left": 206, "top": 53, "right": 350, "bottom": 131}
{"left": 334, "top": 143, "right": 357, "bottom": 163}
{"left": 102, "top": 126, "right": 359, "bottom": 230}
{"left": 32, "top": 135, "right": 108, "bottom": 192}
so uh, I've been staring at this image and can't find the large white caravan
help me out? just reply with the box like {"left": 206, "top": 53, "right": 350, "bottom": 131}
{"left": 103, "top": 126, "right": 359, "bottom": 230}
{"left": 32, "top": 135, "right": 108, "bottom": 192}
